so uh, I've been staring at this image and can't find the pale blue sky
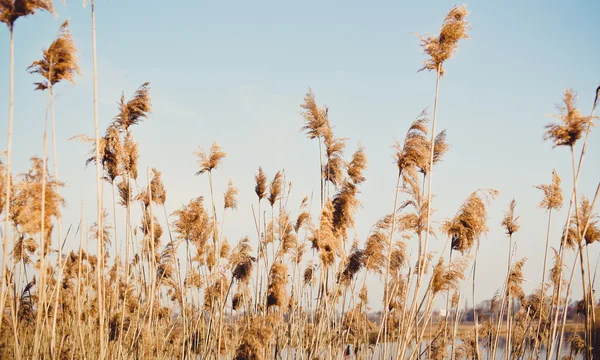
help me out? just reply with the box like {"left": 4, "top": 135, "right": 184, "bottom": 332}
{"left": 1, "top": 0, "right": 599, "bottom": 309}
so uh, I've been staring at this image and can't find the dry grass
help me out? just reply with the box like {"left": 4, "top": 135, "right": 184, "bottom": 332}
{"left": 0, "top": 3, "right": 598, "bottom": 360}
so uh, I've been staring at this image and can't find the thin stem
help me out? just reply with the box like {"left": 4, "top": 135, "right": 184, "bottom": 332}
{"left": 33, "top": 100, "right": 49, "bottom": 359}
{"left": 91, "top": 1, "right": 105, "bottom": 358}
{"left": 0, "top": 27, "right": 15, "bottom": 336}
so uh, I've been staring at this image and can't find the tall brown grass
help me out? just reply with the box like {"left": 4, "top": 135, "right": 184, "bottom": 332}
{"left": 1, "top": 3, "right": 599, "bottom": 360}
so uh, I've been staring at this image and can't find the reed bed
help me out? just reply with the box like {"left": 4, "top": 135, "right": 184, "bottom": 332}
{"left": 1, "top": 2, "right": 600, "bottom": 360}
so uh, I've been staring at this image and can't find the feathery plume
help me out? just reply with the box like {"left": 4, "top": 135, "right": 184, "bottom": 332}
{"left": 266, "top": 263, "right": 288, "bottom": 308}
{"left": 122, "top": 131, "right": 139, "bottom": 179}
{"left": 417, "top": 4, "right": 471, "bottom": 75}
{"left": 267, "top": 171, "right": 282, "bottom": 207}
{"left": 393, "top": 112, "right": 430, "bottom": 174}
{"left": 224, "top": 179, "right": 238, "bottom": 210}
{"left": 347, "top": 145, "right": 367, "bottom": 184}
{"left": 0, "top": 0, "right": 55, "bottom": 31}
{"left": 27, "top": 20, "right": 80, "bottom": 91}
{"left": 11, "top": 235, "right": 37, "bottom": 265}
{"left": 549, "top": 247, "right": 565, "bottom": 288}
{"left": 339, "top": 248, "right": 364, "bottom": 285}
{"left": 300, "top": 88, "right": 328, "bottom": 139}
{"left": 254, "top": 167, "right": 267, "bottom": 201}
{"left": 507, "top": 258, "right": 528, "bottom": 303}
{"left": 195, "top": 141, "right": 226, "bottom": 175}
{"left": 501, "top": 199, "right": 520, "bottom": 236}
{"left": 534, "top": 169, "right": 563, "bottom": 211}
{"left": 322, "top": 127, "right": 347, "bottom": 187}
{"left": 113, "top": 82, "right": 152, "bottom": 131}
{"left": 303, "top": 265, "right": 315, "bottom": 286}
{"left": 172, "top": 197, "right": 213, "bottom": 248}
{"left": 116, "top": 178, "right": 132, "bottom": 207}
{"left": 309, "top": 200, "right": 339, "bottom": 266}
{"left": 150, "top": 168, "right": 166, "bottom": 205}
{"left": 332, "top": 181, "right": 359, "bottom": 238}
{"left": 363, "top": 231, "right": 387, "bottom": 274}
{"left": 442, "top": 189, "right": 499, "bottom": 253}
{"left": 103, "top": 125, "right": 123, "bottom": 182}
{"left": 431, "top": 256, "right": 468, "bottom": 294}
{"left": 563, "top": 197, "right": 600, "bottom": 247}
{"left": 10, "top": 157, "right": 64, "bottom": 246}
{"left": 544, "top": 89, "right": 592, "bottom": 148}
{"left": 279, "top": 210, "right": 297, "bottom": 255}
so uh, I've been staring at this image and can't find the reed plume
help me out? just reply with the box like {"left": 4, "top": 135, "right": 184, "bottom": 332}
{"left": 431, "top": 256, "right": 468, "bottom": 294}
{"left": 114, "top": 82, "right": 152, "bottom": 131}
{"left": 122, "top": 132, "right": 139, "bottom": 181}
{"left": 442, "top": 189, "right": 498, "bottom": 253}
{"left": 27, "top": 20, "right": 80, "bottom": 91}
{"left": 393, "top": 113, "right": 429, "bottom": 174}
{"left": 149, "top": 168, "right": 166, "bottom": 205}
{"left": 266, "top": 263, "right": 288, "bottom": 308}
{"left": 549, "top": 247, "right": 565, "bottom": 289}
{"left": 102, "top": 125, "right": 123, "bottom": 182}
{"left": 310, "top": 200, "right": 338, "bottom": 266}
{"left": 300, "top": 88, "right": 329, "bottom": 140}
{"left": 417, "top": 4, "right": 471, "bottom": 76}
{"left": 332, "top": 181, "right": 359, "bottom": 239}
{"left": 322, "top": 126, "right": 347, "bottom": 188}
{"left": 224, "top": 179, "right": 238, "bottom": 210}
{"left": 535, "top": 169, "right": 564, "bottom": 211}
{"left": 172, "top": 196, "right": 213, "bottom": 248}
{"left": 501, "top": 199, "right": 520, "bottom": 237}
{"left": 0, "top": 0, "right": 54, "bottom": 30}
{"left": 363, "top": 231, "right": 387, "bottom": 274}
{"left": 544, "top": 89, "right": 593, "bottom": 148}
{"left": 339, "top": 248, "right": 364, "bottom": 285}
{"left": 231, "top": 237, "right": 255, "bottom": 284}
{"left": 195, "top": 141, "right": 227, "bottom": 175}
{"left": 300, "top": 88, "right": 329, "bottom": 205}
{"left": 10, "top": 157, "right": 64, "bottom": 247}
{"left": 507, "top": 258, "right": 528, "bottom": 303}
{"left": 11, "top": 234, "right": 37, "bottom": 265}
{"left": 255, "top": 167, "right": 267, "bottom": 200}
{"left": 268, "top": 171, "right": 282, "bottom": 207}
{"left": 563, "top": 197, "right": 600, "bottom": 247}
{"left": 347, "top": 145, "right": 367, "bottom": 185}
